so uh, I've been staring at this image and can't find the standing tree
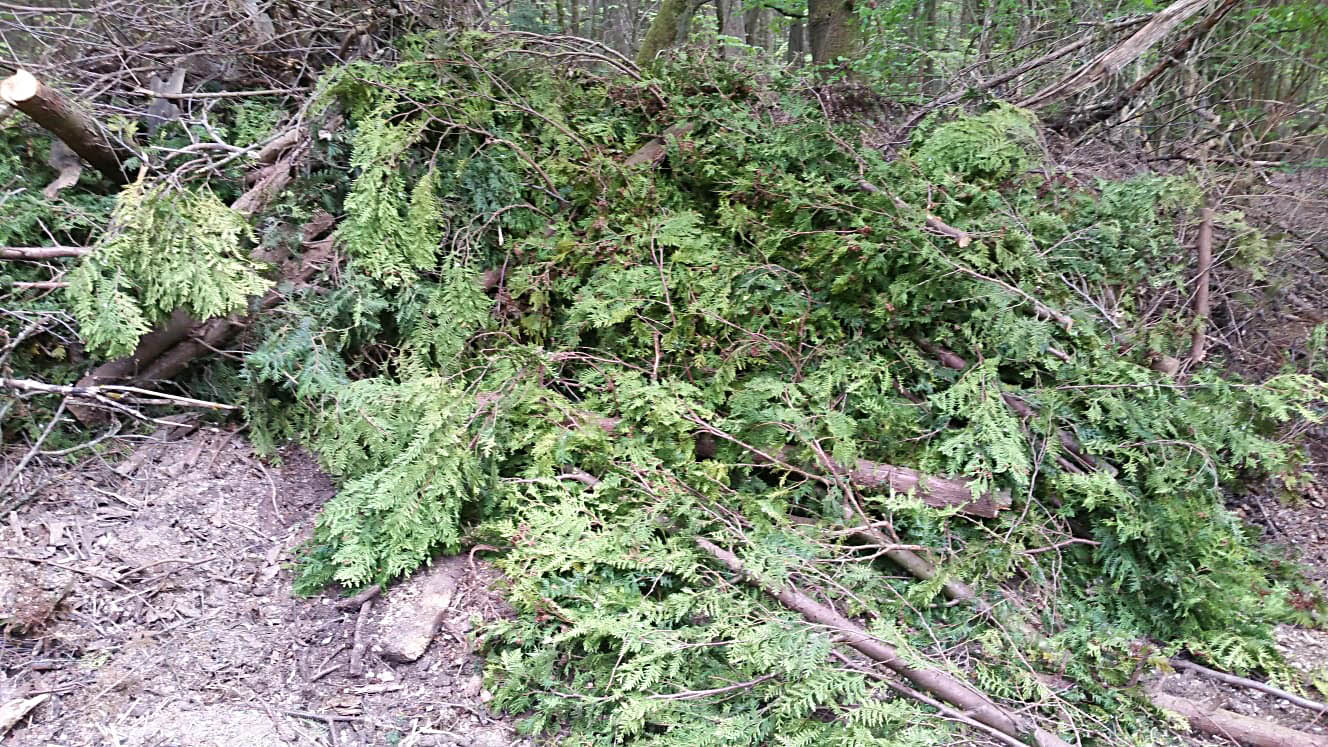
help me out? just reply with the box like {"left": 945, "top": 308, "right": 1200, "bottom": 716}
{"left": 808, "top": 0, "right": 860, "bottom": 65}
{"left": 635, "top": 0, "right": 701, "bottom": 66}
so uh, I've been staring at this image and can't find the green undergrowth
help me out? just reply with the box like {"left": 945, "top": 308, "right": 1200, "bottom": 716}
{"left": 27, "top": 32, "right": 1328, "bottom": 743}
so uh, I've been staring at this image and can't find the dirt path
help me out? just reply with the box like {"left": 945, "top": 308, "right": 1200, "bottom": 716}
{"left": 0, "top": 430, "right": 522, "bottom": 747}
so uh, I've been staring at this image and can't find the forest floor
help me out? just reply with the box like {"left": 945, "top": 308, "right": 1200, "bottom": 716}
{"left": 0, "top": 425, "right": 1325, "bottom": 746}
{"left": 0, "top": 432, "right": 526, "bottom": 747}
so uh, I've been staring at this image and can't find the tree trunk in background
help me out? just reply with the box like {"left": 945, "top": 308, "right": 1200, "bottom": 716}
{"left": 635, "top": 0, "right": 699, "bottom": 66}
{"left": 919, "top": 0, "right": 938, "bottom": 91}
{"left": 808, "top": 0, "right": 861, "bottom": 66}
{"left": 604, "top": 0, "right": 630, "bottom": 54}
{"left": 716, "top": 0, "right": 746, "bottom": 58}
{"left": 744, "top": 6, "right": 774, "bottom": 51}
{"left": 555, "top": 0, "right": 567, "bottom": 32}
{"left": 787, "top": 19, "right": 807, "bottom": 64}
{"left": 570, "top": 0, "right": 581, "bottom": 36}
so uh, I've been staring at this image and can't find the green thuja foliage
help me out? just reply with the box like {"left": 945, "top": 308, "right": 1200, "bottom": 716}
{"left": 65, "top": 182, "right": 268, "bottom": 357}
{"left": 214, "top": 37, "right": 1324, "bottom": 743}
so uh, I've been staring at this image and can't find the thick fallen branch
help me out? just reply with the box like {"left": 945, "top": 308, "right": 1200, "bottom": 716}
{"left": 75, "top": 137, "right": 322, "bottom": 399}
{"left": 918, "top": 339, "right": 1114, "bottom": 477}
{"left": 681, "top": 415, "right": 1009, "bottom": 517}
{"left": 134, "top": 232, "right": 337, "bottom": 385}
{"left": 0, "top": 245, "right": 89, "bottom": 260}
{"left": 844, "top": 460, "right": 1010, "bottom": 517}
{"left": 1019, "top": 0, "right": 1216, "bottom": 110}
{"left": 1148, "top": 689, "right": 1328, "bottom": 747}
{"left": 696, "top": 537, "right": 1072, "bottom": 747}
{"left": 832, "top": 651, "right": 1027, "bottom": 747}
{"left": 0, "top": 70, "right": 135, "bottom": 184}
{"left": 1045, "top": 0, "right": 1244, "bottom": 134}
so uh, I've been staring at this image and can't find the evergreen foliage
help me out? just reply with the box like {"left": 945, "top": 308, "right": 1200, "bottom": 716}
{"left": 21, "top": 33, "right": 1326, "bottom": 743}
{"left": 65, "top": 182, "right": 268, "bottom": 357}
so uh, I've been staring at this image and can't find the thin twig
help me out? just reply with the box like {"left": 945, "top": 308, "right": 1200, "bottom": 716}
{"left": 1, "top": 376, "right": 236, "bottom": 410}
{"left": 0, "top": 397, "right": 67, "bottom": 497}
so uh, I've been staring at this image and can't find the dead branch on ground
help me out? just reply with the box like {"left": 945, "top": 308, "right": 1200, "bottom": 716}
{"left": 695, "top": 536, "right": 1073, "bottom": 747}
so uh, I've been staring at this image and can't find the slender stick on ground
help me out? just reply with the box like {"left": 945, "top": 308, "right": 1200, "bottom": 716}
{"left": 0, "top": 246, "right": 90, "bottom": 259}
{"left": 695, "top": 536, "right": 1073, "bottom": 747}
{"left": 1170, "top": 659, "right": 1328, "bottom": 716}
{"left": 1188, "top": 205, "right": 1214, "bottom": 366}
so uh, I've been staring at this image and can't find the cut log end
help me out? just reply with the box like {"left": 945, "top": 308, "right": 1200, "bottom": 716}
{"left": 0, "top": 70, "right": 39, "bottom": 104}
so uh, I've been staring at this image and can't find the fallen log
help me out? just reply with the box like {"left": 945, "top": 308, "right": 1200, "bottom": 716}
{"left": 0, "top": 70, "right": 135, "bottom": 185}
{"left": 696, "top": 536, "right": 1073, "bottom": 747}
{"left": 1148, "top": 690, "right": 1328, "bottom": 747}
{"left": 1018, "top": 0, "right": 1215, "bottom": 111}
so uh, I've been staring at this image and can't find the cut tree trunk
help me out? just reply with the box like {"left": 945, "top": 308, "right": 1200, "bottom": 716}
{"left": 1, "top": 70, "right": 134, "bottom": 185}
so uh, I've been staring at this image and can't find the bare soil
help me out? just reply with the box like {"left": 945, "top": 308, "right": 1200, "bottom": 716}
{"left": 0, "top": 431, "right": 524, "bottom": 747}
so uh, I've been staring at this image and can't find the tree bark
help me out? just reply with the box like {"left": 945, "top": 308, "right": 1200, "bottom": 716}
{"left": 1148, "top": 690, "right": 1328, "bottom": 747}
{"left": 786, "top": 18, "right": 807, "bottom": 64}
{"left": 808, "top": 0, "right": 861, "bottom": 66}
{"left": 715, "top": 0, "right": 746, "bottom": 58}
{"left": 635, "top": 0, "right": 701, "bottom": 67}
{"left": 1, "top": 70, "right": 135, "bottom": 185}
